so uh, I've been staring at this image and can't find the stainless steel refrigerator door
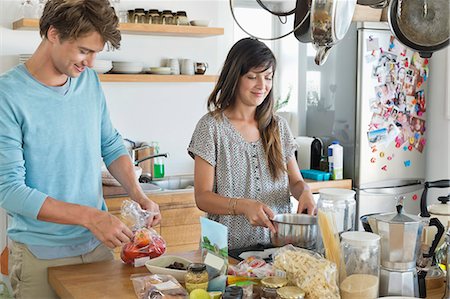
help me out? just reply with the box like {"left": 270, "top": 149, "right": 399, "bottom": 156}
{"left": 357, "top": 180, "right": 423, "bottom": 230}
{"left": 355, "top": 23, "right": 426, "bottom": 188}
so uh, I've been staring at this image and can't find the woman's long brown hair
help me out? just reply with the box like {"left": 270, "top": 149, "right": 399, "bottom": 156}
{"left": 207, "top": 38, "right": 285, "bottom": 180}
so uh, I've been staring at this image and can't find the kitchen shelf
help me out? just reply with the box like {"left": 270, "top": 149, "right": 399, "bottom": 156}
{"left": 98, "top": 74, "right": 217, "bottom": 83}
{"left": 12, "top": 18, "right": 224, "bottom": 37}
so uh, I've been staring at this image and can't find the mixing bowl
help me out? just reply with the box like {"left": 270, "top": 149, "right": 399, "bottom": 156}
{"left": 270, "top": 214, "right": 318, "bottom": 249}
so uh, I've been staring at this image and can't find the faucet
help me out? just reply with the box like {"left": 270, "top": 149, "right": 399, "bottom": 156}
{"left": 134, "top": 153, "right": 168, "bottom": 166}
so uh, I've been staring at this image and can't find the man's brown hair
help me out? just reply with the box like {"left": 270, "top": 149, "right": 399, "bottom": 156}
{"left": 39, "top": 0, "right": 121, "bottom": 49}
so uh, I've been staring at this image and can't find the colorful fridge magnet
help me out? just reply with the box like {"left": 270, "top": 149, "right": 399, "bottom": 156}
{"left": 403, "top": 146, "right": 408, "bottom": 151}
{"left": 380, "top": 152, "right": 385, "bottom": 158}
{"left": 381, "top": 165, "right": 387, "bottom": 171}
{"left": 370, "top": 157, "right": 376, "bottom": 163}
{"left": 404, "top": 160, "right": 411, "bottom": 167}
{"left": 367, "top": 36, "right": 379, "bottom": 51}
{"left": 408, "top": 145, "right": 413, "bottom": 151}
{"left": 387, "top": 156, "right": 393, "bottom": 161}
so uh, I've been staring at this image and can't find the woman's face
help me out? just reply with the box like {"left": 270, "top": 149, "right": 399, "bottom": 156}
{"left": 235, "top": 66, "right": 273, "bottom": 108}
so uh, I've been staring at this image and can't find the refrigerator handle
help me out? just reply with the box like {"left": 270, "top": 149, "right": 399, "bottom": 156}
{"left": 359, "top": 184, "right": 423, "bottom": 196}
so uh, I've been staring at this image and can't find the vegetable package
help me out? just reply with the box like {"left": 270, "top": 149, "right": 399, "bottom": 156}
{"left": 120, "top": 200, "right": 166, "bottom": 265}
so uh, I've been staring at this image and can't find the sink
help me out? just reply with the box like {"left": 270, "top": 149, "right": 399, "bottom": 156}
{"left": 140, "top": 183, "right": 162, "bottom": 193}
{"left": 150, "top": 175, "right": 194, "bottom": 192}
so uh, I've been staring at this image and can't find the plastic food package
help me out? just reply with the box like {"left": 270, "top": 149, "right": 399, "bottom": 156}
{"left": 130, "top": 273, "right": 188, "bottom": 299}
{"left": 228, "top": 256, "right": 274, "bottom": 278}
{"left": 273, "top": 245, "right": 339, "bottom": 299}
{"left": 120, "top": 200, "right": 166, "bottom": 265}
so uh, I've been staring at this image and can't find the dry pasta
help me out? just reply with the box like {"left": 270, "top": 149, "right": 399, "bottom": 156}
{"left": 273, "top": 247, "right": 340, "bottom": 299}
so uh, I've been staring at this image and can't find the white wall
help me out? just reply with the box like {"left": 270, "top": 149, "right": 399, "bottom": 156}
{"left": 0, "top": 0, "right": 235, "bottom": 176}
{"left": 425, "top": 48, "right": 450, "bottom": 204}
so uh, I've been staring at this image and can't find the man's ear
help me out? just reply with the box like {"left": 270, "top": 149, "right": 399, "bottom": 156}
{"left": 46, "top": 26, "right": 60, "bottom": 44}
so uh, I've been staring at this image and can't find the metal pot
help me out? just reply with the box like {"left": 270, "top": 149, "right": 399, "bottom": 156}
{"left": 388, "top": 0, "right": 449, "bottom": 58}
{"left": 310, "top": 0, "right": 357, "bottom": 65}
{"left": 294, "top": 0, "right": 313, "bottom": 43}
{"left": 270, "top": 214, "right": 318, "bottom": 249}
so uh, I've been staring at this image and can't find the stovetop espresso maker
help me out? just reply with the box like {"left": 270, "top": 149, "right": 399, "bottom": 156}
{"left": 370, "top": 198, "right": 444, "bottom": 297}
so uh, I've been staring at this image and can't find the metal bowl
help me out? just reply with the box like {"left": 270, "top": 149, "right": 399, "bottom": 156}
{"left": 270, "top": 214, "right": 318, "bottom": 249}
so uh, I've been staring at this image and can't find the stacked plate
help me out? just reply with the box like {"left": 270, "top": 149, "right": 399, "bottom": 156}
{"left": 111, "top": 61, "right": 144, "bottom": 74}
{"left": 146, "top": 67, "right": 171, "bottom": 75}
{"left": 92, "top": 59, "right": 112, "bottom": 74}
{"left": 18, "top": 54, "right": 32, "bottom": 64}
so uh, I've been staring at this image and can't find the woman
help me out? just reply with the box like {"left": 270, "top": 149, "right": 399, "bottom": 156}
{"left": 188, "top": 38, "right": 315, "bottom": 250}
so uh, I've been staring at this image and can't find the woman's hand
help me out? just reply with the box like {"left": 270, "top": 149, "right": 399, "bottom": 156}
{"left": 297, "top": 190, "right": 316, "bottom": 215}
{"left": 240, "top": 199, "right": 277, "bottom": 233}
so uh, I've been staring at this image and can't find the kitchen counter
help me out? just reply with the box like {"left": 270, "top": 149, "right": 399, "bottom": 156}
{"left": 103, "top": 178, "right": 352, "bottom": 199}
{"left": 48, "top": 251, "right": 201, "bottom": 299}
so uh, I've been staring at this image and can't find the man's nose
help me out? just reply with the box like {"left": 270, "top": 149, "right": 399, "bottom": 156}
{"left": 83, "top": 53, "right": 97, "bottom": 68}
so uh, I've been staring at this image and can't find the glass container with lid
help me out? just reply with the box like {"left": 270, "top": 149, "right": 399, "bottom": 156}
{"left": 161, "top": 10, "right": 174, "bottom": 25}
{"left": 276, "top": 286, "right": 305, "bottom": 299}
{"left": 185, "top": 263, "right": 208, "bottom": 293}
{"left": 340, "top": 231, "right": 380, "bottom": 299}
{"left": 261, "top": 277, "right": 288, "bottom": 299}
{"left": 176, "top": 11, "right": 189, "bottom": 25}
{"left": 317, "top": 188, "right": 356, "bottom": 233}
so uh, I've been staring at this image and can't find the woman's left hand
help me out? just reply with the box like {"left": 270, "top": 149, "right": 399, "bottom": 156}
{"left": 297, "top": 190, "right": 316, "bottom": 215}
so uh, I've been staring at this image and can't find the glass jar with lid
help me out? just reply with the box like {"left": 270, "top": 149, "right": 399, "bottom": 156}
{"left": 276, "top": 286, "right": 305, "bottom": 299}
{"left": 185, "top": 263, "right": 208, "bottom": 293}
{"left": 161, "top": 10, "right": 174, "bottom": 25}
{"left": 147, "top": 9, "right": 160, "bottom": 24}
{"left": 176, "top": 11, "right": 189, "bottom": 25}
{"left": 132, "top": 8, "right": 146, "bottom": 23}
{"left": 340, "top": 231, "right": 380, "bottom": 299}
{"left": 317, "top": 188, "right": 356, "bottom": 233}
{"left": 261, "top": 277, "right": 288, "bottom": 299}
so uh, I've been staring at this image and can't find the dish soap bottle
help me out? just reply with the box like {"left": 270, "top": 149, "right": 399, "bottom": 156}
{"left": 153, "top": 142, "right": 165, "bottom": 179}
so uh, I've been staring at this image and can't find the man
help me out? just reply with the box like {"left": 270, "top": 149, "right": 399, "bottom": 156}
{"left": 0, "top": 0, "right": 161, "bottom": 298}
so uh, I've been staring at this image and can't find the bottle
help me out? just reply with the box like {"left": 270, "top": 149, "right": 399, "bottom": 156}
{"left": 328, "top": 141, "right": 343, "bottom": 180}
{"left": 340, "top": 231, "right": 381, "bottom": 299}
{"left": 152, "top": 142, "right": 165, "bottom": 179}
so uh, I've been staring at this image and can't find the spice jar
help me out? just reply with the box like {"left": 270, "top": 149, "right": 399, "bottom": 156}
{"left": 176, "top": 11, "right": 189, "bottom": 25}
{"left": 276, "top": 286, "right": 305, "bottom": 299}
{"left": 340, "top": 231, "right": 380, "bottom": 299}
{"left": 261, "top": 277, "right": 288, "bottom": 299}
{"left": 161, "top": 10, "right": 174, "bottom": 25}
{"left": 185, "top": 263, "right": 208, "bottom": 293}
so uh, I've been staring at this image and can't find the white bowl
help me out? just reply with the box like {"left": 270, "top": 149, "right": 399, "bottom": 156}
{"left": 189, "top": 19, "right": 210, "bottom": 27}
{"left": 148, "top": 67, "right": 171, "bottom": 75}
{"left": 145, "top": 255, "right": 193, "bottom": 283}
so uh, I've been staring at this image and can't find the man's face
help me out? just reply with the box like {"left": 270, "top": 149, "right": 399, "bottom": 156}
{"left": 50, "top": 30, "right": 105, "bottom": 78}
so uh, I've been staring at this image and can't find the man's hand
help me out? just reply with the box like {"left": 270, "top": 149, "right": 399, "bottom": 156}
{"left": 84, "top": 209, "right": 134, "bottom": 249}
{"left": 138, "top": 197, "right": 161, "bottom": 227}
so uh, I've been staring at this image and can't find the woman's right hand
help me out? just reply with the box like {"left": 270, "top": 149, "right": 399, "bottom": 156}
{"left": 240, "top": 199, "right": 277, "bottom": 233}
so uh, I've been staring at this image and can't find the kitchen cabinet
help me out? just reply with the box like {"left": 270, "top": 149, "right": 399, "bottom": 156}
{"left": 12, "top": 18, "right": 223, "bottom": 83}
{"left": 105, "top": 190, "right": 204, "bottom": 259}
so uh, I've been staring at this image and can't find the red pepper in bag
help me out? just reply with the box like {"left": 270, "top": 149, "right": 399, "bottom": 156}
{"left": 121, "top": 228, "right": 166, "bottom": 265}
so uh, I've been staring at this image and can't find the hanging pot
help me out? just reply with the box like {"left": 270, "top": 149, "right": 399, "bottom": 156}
{"left": 310, "top": 0, "right": 357, "bottom": 65}
{"left": 388, "top": 0, "right": 449, "bottom": 58}
{"left": 294, "top": 0, "right": 313, "bottom": 43}
{"left": 256, "top": 0, "right": 297, "bottom": 16}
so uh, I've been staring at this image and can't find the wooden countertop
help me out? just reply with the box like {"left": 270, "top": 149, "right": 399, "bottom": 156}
{"left": 48, "top": 251, "right": 201, "bottom": 299}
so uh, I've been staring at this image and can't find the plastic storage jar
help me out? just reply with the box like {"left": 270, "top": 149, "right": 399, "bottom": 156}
{"left": 317, "top": 188, "right": 356, "bottom": 233}
{"left": 185, "top": 263, "right": 208, "bottom": 293}
{"left": 276, "top": 286, "right": 305, "bottom": 299}
{"left": 261, "top": 277, "right": 288, "bottom": 299}
{"left": 340, "top": 231, "right": 380, "bottom": 299}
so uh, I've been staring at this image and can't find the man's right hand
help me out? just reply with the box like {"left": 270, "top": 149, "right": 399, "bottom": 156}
{"left": 84, "top": 209, "right": 134, "bottom": 249}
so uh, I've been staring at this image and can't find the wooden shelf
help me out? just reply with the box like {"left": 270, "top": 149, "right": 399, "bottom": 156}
{"left": 98, "top": 74, "right": 217, "bottom": 82}
{"left": 12, "top": 18, "right": 224, "bottom": 37}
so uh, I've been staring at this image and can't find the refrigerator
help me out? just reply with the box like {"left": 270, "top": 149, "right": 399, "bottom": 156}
{"left": 299, "top": 22, "right": 429, "bottom": 227}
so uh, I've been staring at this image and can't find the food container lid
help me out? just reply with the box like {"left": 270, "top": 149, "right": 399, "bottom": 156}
{"left": 319, "top": 188, "right": 356, "bottom": 201}
{"left": 187, "top": 263, "right": 206, "bottom": 273}
{"left": 341, "top": 231, "right": 380, "bottom": 247}
{"left": 428, "top": 202, "right": 450, "bottom": 216}
{"left": 261, "top": 277, "right": 288, "bottom": 288}
{"left": 276, "top": 286, "right": 305, "bottom": 299}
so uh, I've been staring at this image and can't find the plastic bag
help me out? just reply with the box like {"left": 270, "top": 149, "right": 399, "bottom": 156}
{"left": 273, "top": 245, "right": 339, "bottom": 299}
{"left": 227, "top": 256, "right": 274, "bottom": 278}
{"left": 120, "top": 200, "right": 166, "bottom": 265}
{"left": 130, "top": 273, "right": 188, "bottom": 299}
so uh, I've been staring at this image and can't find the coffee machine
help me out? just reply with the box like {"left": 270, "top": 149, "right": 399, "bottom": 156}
{"left": 371, "top": 201, "right": 444, "bottom": 297}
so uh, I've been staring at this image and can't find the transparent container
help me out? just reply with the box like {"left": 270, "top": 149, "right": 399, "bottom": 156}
{"left": 147, "top": 9, "right": 161, "bottom": 24}
{"left": 176, "top": 11, "right": 189, "bottom": 25}
{"left": 340, "top": 231, "right": 380, "bottom": 299}
{"left": 276, "top": 286, "right": 305, "bottom": 299}
{"left": 261, "top": 277, "right": 288, "bottom": 299}
{"left": 317, "top": 188, "right": 356, "bottom": 233}
{"left": 161, "top": 10, "right": 174, "bottom": 25}
{"left": 185, "top": 263, "right": 208, "bottom": 293}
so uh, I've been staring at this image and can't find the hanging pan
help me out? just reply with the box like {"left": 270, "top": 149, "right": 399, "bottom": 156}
{"left": 294, "top": 0, "right": 313, "bottom": 43}
{"left": 388, "top": 0, "right": 449, "bottom": 58}
{"left": 256, "top": 0, "right": 298, "bottom": 16}
{"left": 310, "top": 0, "right": 357, "bottom": 65}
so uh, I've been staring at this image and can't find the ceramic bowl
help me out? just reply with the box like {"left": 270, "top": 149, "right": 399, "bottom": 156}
{"left": 145, "top": 255, "right": 193, "bottom": 283}
{"left": 189, "top": 19, "right": 210, "bottom": 27}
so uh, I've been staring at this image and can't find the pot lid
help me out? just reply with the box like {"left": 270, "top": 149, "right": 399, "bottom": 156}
{"left": 396, "top": 0, "right": 449, "bottom": 47}
{"left": 333, "top": 0, "right": 357, "bottom": 40}
{"left": 428, "top": 196, "right": 450, "bottom": 216}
